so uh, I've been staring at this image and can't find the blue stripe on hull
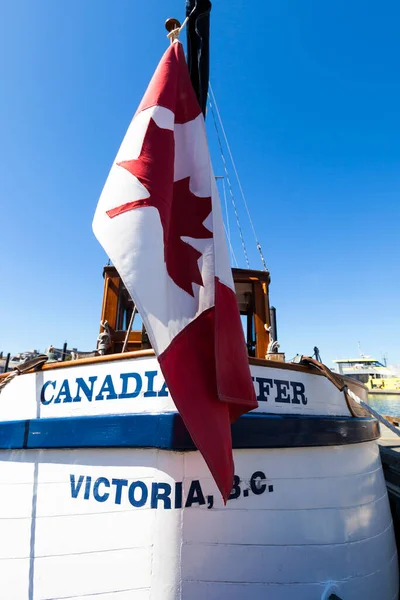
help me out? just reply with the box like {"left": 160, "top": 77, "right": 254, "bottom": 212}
{"left": 0, "top": 413, "right": 379, "bottom": 450}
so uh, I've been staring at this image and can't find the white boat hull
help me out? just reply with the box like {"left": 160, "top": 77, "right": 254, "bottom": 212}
{"left": 0, "top": 354, "right": 397, "bottom": 599}
{"left": 0, "top": 442, "right": 397, "bottom": 600}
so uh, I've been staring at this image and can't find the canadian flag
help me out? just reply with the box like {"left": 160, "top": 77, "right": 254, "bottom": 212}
{"left": 93, "top": 41, "right": 257, "bottom": 501}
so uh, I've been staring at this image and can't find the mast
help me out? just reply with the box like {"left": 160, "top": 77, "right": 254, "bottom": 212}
{"left": 185, "top": 0, "right": 212, "bottom": 118}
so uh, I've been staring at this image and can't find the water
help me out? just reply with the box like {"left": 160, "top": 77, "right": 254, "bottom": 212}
{"left": 368, "top": 394, "right": 400, "bottom": 417}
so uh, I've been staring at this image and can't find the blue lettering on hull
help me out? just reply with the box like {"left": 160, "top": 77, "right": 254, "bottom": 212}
{"left": 69, "top": 471, "right": 273, "bottom": 509}
{"left": 41, "top": 371, "right": 169, "bottom": 405}
{"left": 41, "top": 372, "right": 308, "bottom": 406}
{"left": 253, "top": 377, "right": 307, "bottom": 405}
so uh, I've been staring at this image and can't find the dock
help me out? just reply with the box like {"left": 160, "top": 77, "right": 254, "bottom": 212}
{"left": 379, "top": 422, "right": 400, "bottom": 564}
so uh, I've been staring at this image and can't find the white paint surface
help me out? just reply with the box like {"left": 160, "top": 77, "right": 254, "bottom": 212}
{"left": 0, "top": 357, "right": 393, "bottom": 598}
{"left": 0, "top": 357, "right": 352, "bottom": 420}
{"left": 0, "top": 443, "right": 396, "bottom": 599}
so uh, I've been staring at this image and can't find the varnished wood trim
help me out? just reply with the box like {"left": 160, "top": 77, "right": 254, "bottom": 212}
{"left": 0, "top": 350, "right": 367, "bottom": 405}
{"left": 248, "top": 357, "right": 368, "bottom": 392}
{"left": 232, "top": 267, "right": 270, "bottom": 285}
{"left": 1, "top": 352, "right": 301, "bottom": 380}
{"left": 249, "top": 356, "right": 324, "bottom": 374}
{"left": 345, "top": 377, "right": 369, "bottom": 395}
{"left": 262, "top": 282, "right": 271, "bottom": 328}
{"left": 0, "top": 349, "right": 156, "bottom": 379}
{"left": 104, "top": 265, "right": 272, "bottom": 285}
{"left": 112, "top": 330, "right": 143, "bottom": 343}
{"left": 101, "top": 272, "right": 120, "bottom": 331}
{"left": 253, "top": 281, "right": 267, "bottom": 359}
{"left": 40, "top": 349, "right": 156, "bottom": 370}
{"left": 100, "top": 276, "right": 110, "bottom": 328}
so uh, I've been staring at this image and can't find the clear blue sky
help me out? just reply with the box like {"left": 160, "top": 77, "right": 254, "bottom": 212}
{"left": 1, "top": 0, "right": 399, "bottom": 367}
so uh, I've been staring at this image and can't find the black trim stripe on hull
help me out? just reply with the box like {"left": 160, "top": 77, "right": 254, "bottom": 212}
{"left": 0, "top": 413, "right": 379, "bottom": 450}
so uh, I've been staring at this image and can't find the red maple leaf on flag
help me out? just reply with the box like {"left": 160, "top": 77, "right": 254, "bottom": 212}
{"left": 107, "top": 117, "right": 212, "bottom": 296}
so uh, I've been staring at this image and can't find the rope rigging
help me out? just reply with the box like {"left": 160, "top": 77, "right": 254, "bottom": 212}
{"left": 208, "top": 93, "right": 250, "bottom": 268}
{"left": 208, "top": 84, "right": 268, "bottom": 272}
{"left": 216, "top": 176, "right": 239, "bottom": 267}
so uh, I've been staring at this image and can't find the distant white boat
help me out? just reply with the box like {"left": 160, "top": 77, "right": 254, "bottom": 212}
{"left": 333, "top": 356, "right": 400, "bottom": 395}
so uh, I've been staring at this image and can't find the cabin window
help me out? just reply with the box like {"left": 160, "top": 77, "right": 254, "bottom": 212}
{"left": 236, "top": 282, "right": 256, "bottom": 356}
{"left": 232, "top": 270, "right": 271, "bottom": 359}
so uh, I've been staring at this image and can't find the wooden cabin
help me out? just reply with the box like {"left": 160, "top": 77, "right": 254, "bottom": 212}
{"left": 100, "top": 266, "right": 277, "bottom": 360}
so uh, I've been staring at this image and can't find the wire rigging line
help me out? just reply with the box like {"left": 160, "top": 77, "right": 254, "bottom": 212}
{"left": 224, "top": 223, "right": 239, "bottom": 267}
{"left": 208, "top": 95, "right": 250, "bottom": 268}
{"left": 216, "top": 176, "right": 239, "bottom": 266}
{"left": 222, "top": 177, "right": 231, "bottom": 249}
{"left": 209, "top": 84, "right": 268, "bottom": 272}
{"left": 219, "top": 177, "right": 238, "bottom": 266}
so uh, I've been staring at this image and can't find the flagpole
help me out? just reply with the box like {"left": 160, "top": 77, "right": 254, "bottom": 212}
{"left": 165, "top": 18, "right": 181, "bottom": 44}
{"left": 185, "top": 0, "right": 211, "bottom": 118}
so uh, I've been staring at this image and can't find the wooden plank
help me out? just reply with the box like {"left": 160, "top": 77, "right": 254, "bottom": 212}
{"left": 0, "top": 350, "right": 156, "bottom": 380}
{"left": 0, "top": 353, "right": 366, "bottom": 380}
{"left": 111, "top": 331, "right": 143, "bottom": 343}
{"left": 232, "top": 267, "right": 270, "bottom": 285}
{"left": 253, "top": 281, "right": 267, "bottom": 359}
{"left": 39, "top": 349, "right": 155, "bottom": 370}
{"left": 100, "top": 272, "right": 120, "bottom": 331}
{"left": 262, "top": 281, "right": 271, "bottom": 349}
